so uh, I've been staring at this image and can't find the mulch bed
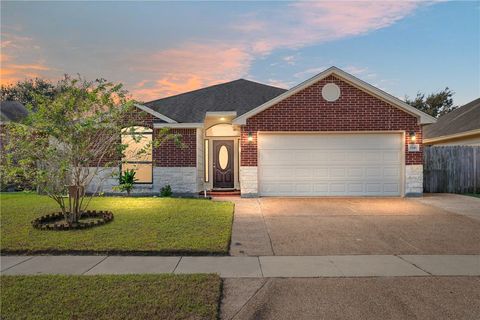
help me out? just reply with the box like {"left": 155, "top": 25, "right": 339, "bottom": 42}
{"left": 31, "top": 210, "right": 113, "bottom": 231}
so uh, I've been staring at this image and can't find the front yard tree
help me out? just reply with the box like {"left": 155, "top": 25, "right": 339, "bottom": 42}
{"left": 2, "top": 76, "right": 182, "bottom": 226}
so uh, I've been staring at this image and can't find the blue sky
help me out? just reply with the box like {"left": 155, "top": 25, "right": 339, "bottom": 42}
{"left": 1, "top": 1, "right": 479, "bottom": 105}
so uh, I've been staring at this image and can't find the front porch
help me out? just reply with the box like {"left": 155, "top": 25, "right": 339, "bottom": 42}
{"left": 201, "top": 112, "right": 242, "bottom": 192}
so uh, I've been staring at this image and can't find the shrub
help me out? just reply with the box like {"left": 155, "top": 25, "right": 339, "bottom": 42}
{"left": 160, "top": 185, "right": 172, "bottom": 197}
{"left": 114, "top": 169, "right": 137, "bottom": 196}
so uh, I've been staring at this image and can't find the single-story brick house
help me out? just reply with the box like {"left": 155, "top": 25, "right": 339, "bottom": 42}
{"left": 92, "top": 66, "right": 436, "bottom": 197}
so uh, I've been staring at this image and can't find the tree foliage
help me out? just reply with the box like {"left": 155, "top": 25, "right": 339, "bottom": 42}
{"left": 2, "top": 76, "right": 183, "bottom": 225}
{"left": 1, "top": 78, "right": 58, "bottom": 108}
{"left": 405, "top": 87, "right": 457, "bottom": 118}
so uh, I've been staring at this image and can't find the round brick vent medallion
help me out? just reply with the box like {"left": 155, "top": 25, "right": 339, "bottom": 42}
{"left": 322, "top": 83, "right": 341, "bottom": 102}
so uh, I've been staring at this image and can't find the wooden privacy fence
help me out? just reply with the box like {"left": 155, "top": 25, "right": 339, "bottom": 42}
{"left": 424, "top": 146, "right": 480, "bottom": 193}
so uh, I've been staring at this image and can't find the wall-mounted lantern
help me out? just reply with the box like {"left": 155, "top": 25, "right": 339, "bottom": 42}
{"left": 247, "top": 132, "right": 253, "bottom": 143}
{"left": 409, "top": 131, "right": 416, "bottom": 142}
{"left": 408, "top": 131, "right": 419, "bottom": 152}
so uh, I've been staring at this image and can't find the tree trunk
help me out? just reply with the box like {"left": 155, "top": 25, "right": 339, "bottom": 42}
{"left": 68, "top": 185, "right": 85, "bottom": 224}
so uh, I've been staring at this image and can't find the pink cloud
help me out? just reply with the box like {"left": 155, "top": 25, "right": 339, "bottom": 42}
{"left": 130, "top": 43, "right": 252, "bottom": 101}
{"left": 236, "top": 1, "right": 432, "bottom": 54}
{"left": 0, "top": 33, "right": 51, "bottom": 86}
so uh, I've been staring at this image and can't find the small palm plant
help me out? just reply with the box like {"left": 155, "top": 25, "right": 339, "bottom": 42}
{"left": 115, "top": 169, "right": 137, "bottom": 196}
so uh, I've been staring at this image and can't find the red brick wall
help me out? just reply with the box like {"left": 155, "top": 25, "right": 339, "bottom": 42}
{"left": 154, "top": 128, "right": 196, "bottom": 167}
{"left": 241, "top": 75, "right": 422, "bottom": 166}
{"left": 96, "top": 107, "right": 197, "bottom": 167}
{"left": 124, "top": 107, "right": 155, "bottom": 128}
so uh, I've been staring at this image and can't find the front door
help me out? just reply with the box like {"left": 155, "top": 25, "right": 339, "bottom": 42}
{"left": 213, "top": 140, "right": 234, "bottom": 188}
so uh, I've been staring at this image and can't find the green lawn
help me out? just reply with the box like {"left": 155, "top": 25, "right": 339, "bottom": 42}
{"left": 463, "top": 193, "right": 480, "bottom": 199}
{"left": 1, "top": 274, "right": 221, "bottom": 320}
{"left": 0, "top": 193, "right": 233, "bottom": 254}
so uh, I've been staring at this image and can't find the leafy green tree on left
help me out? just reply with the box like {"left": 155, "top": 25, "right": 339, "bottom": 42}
{"left": 1, "top": 76, "right": 182, "bottom": 225}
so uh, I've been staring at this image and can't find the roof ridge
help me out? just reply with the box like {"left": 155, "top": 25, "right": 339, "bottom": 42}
{"left": 144, "top": 78, "right": 286, "bottom": 105}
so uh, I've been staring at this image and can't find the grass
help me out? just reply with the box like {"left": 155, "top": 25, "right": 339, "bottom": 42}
{"left": 0, "top": 274, "right": 222, "bottom": 320}
{"left": 463, "top": 193, "right": 480, "bottom": 199}
{"left": 0, "top": 193, "right": 233, "bottom": 254}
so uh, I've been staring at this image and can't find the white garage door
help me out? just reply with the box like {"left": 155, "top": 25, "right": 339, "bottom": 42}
{"left": 258, "top": 133, "right": 403, "bottom": 196}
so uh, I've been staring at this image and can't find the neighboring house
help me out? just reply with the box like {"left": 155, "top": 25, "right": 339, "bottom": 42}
{"left": 93, "top": 66, "right": 435, "bottom": 197}
{"left": 0, "top": 101, "right": 28, "bottom": 123}
{"left": 423, "top": 98, "right": 480, "bottom": 146}
{"left": 0, "top": 100, "right": 28, "bottom": 150}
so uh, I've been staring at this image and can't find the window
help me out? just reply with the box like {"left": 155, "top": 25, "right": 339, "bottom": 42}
{"left": 204, "top": 139, "right": 209, "bottom": 182}
{"left": 121, "top": 126, "right": 153, "bottom": 184}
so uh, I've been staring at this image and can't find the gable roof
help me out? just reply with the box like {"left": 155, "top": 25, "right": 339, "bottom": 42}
{"left": 423, "top": 98, "right": 480, "bottom": 141}
{"left": 0, "top": 101, "right": 28, "bottom": 123}
{"left": 142, "top": 79, "right": 287, "bottom": 123}
{"left": 232, "top": 66, "right": 437, "bottom": 125}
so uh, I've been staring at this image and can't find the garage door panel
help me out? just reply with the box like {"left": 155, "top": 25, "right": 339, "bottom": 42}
{"left": 258, "top": 133, "right": 402, "bottom": 196}
{"left": 260, "top": 167, "right": 294, "bottom": 178}
{"left": 260, "top": 181, "right": 401, "bottom": 196}
{"left": 258, "top": 134, "right": 402, "bottom": 150}
{"left": 383, "top": 151, "right": 401, "bottom": 162}
{"left": 384, "top": 183, "right": 400, "bottom": 193}
{"left": 347, "top": 168, "right": 363, "bottom": 178}
{"left": 366, "top": 167, "right": 382, "bottom": 178}
{"left": 314, "top": 168, "right": 329, "bottom": 177}
{"left": 348, "top": 183, "right": 364, "bottom": 193}
{"left": 384, "top": 167, "right": 400, "bottom": 178}
{"left": 330, "top": 168, "right": 346, "bottom": 177}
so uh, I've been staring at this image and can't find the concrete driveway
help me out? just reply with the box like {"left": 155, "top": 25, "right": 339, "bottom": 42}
{"left": 223, "top": 195, "right": 480, "bottom": 319}
{"left": 230, "top": 195, "right": 480, "bottom": 256}
{"left": 222, "top": 277, "right": 480, "bottom": 320}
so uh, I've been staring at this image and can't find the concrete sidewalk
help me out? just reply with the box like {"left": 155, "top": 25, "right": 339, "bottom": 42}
{"left": 1, "top": 255, "right": 479, "bottom": 277}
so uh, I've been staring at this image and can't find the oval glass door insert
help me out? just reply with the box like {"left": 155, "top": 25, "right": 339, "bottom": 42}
{"left": 219, "top": 145, "right": 229, "bottom": 170}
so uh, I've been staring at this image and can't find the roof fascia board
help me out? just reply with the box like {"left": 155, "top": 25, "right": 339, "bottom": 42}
{"left": 423, "top": 128, "right": 480, "bottom": 143}
{"left": 134, "top": 103, "right": 177, "bottom": 123}
{"left": 154, "top": 123, "right": 203, "bottom": 129}
{"left": 233, "top": 66, "right": 436, "bottom": 125}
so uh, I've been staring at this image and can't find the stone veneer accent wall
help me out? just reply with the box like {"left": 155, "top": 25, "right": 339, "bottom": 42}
{"left": 405, "top": 164, "right": 423, "bottom": 196}
{"left": 239, "top": 75, "right": 424, "bottom": 196}
{"left": 85, "top": 166, "right": 198, "bottom": 195}
{"left": 239, "top": 166, "right": 258, "bottom": 197}
{"left": 154, "top": 167, "right": 198, "bottom": 194}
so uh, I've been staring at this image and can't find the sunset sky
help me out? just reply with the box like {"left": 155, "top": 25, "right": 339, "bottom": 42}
{"left": 1, "top": 1, "right": 479, "bottom": 105}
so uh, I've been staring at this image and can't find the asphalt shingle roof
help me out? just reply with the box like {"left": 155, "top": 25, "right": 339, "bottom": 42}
{"left": 423, "top": 98, "right": 480, "bottom": 139}
{"left": 144, "top": 79, "right": 287, "bottom": 123}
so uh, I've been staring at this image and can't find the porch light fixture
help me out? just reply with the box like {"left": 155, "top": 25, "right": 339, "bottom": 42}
{"left": 220, "top": 117, "right": 225, "bottom": 121}
{"left": 247, "top": 132, "right": 253, "bottom": 143}
{"left": 409, "top": 131, "right": 416, "bottom": 142}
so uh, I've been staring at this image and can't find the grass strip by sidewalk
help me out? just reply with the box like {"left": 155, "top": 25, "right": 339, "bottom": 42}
{"left": 1, "top": 193, "right": 233, "bottom": 255}
{"left": 1, "top": 274, "right": 222, "bottom": 320}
